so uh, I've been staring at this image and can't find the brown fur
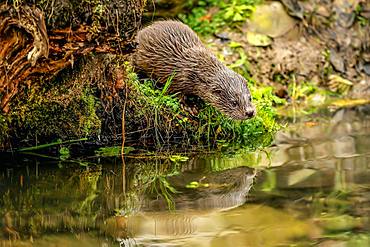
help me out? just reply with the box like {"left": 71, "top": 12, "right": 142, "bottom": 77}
{"left": 134, "top": 20, "right": 256, "bottom": 120}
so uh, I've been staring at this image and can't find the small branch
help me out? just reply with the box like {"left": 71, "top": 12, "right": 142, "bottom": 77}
{"left": 121, "top": 77, "right": 128, "bottom": 194}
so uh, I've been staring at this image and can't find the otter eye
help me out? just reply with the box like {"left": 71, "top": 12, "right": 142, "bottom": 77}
{"left": 213, "top": 88, "right": 223, "bottom": 95}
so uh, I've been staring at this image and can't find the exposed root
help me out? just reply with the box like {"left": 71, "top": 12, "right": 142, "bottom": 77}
{"left": 0, "top": 3, "right": 137, "bottom": 113}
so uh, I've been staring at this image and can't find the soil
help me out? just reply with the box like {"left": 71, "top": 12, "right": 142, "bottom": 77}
{"left": 147, "top": 0, "right": 370, "bottom": 98}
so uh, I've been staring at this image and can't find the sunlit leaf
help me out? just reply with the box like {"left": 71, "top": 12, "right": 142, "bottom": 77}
{"left": 246, "top": 31, "right": 272, "bottom": 46}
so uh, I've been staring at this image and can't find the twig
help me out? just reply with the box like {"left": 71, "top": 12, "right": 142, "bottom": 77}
{"left": 121, "top": 80, "right": 128, "bottom": 194}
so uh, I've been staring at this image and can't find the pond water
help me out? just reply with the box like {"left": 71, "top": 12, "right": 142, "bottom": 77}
{"left": 1, "top": 105, "right": 370, "bottom": 246}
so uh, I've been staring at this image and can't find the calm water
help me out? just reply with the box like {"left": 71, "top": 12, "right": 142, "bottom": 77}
{"left": 1, "top": 106, "right": 370, "bottom": 246}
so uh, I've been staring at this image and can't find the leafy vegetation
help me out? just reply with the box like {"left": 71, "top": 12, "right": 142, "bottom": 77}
{"left": 180, "top": 0, "right": 260, "bottom": 35}
{"left": 124, "top": 62, "right": 280, "bottom": 149}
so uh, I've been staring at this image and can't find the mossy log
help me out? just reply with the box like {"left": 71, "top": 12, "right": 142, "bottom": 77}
{"left": 0, "top": 0, "right": 146, "bottom": 149}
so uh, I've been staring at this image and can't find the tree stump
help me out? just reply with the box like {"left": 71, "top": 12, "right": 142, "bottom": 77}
{"left": 0, "top": 0, "right": 146, "bottom": 148}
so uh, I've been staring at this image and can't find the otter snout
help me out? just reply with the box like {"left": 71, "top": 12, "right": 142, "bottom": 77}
{"left": 230, "top": 105, "right": 256, "bottom": 120}
{"left": 239, "top": 106, "right": 256, "bottom": 120}
{"left": 245, "top": 106, "right": 256, "bottom": 119}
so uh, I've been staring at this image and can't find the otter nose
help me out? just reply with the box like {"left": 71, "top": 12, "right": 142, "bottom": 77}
{"left": 246, "top": 108, "right": 256, "bottom": 118}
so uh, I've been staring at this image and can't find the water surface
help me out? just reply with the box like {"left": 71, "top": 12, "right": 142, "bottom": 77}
{"left": 1, "top": 106, "right": 369, "bottom": 246}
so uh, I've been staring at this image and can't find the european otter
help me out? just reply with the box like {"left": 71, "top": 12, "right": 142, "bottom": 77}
{"left": 134, "top": 20, "right": 256, "bottom": 120}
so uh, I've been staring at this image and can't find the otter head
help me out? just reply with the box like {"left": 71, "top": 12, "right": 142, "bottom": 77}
{"left": 197, "top": 68, "right": 256, "bottom": 120}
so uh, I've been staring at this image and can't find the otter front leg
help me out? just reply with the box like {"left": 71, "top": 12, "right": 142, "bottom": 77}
{"left": 179, "top": 95, "right": 204, "bottom": 117}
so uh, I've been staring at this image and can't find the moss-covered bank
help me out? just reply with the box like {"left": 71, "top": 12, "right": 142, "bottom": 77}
{"left": 0, "top": 55, "right": 280, "bottom": 150}
{"left": 0, "top": 0, "right": 280, "bottom": 151}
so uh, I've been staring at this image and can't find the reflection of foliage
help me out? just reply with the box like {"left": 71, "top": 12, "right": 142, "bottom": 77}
{"left": 311, "top": 190, "right": 352, "bottom": 217}
{"left": 144, "top": 161, "right": 182, "bottom": 210}
{"left": 0, "top": 164, "right": 104, "bottom": 236}
{"left": 99, "top": 156, "right": 189, "bottom": 214}
{"left": 202, "top": 149, "right": 265, "bottom": 172}
{"left": 186, "top": 179, "right": 210, "bottom": 189}
{"left": 259, "top": 169, "right": 276, "bottom": 192}
{"left": 148, "top": 176, "right": 179, "bottom": 210}
{"left": 124, "top": 159, "right": 183, "bottom": 210}
{"left": 169, "top": 155, "right": 189, "bottom": 162}
{"left": 250, "top": 165, "right": 370, "bottom": 246}
{"left": 74, "top": 166, "right": 102, "bottom": 215}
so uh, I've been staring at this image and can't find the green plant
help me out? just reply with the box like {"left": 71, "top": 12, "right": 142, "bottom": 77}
{"left": 288, "top": 80, "right": 319, "bottom": 102}
{"left": 59, "top": 146, "right": 70, "bottom": 160}
{"left": 355, "top": 4, "right": 369, "bottom": 27}
{"left": 128, "top": 68, "right": 183, "bottom": 145}
{"left": 179, "top": 0, "right": 260, "bottom": 35}
{"left": 123, "top": 57, "right": 280, "bottom": 149}
{"left": 195, "top": 84, "right": 281, "bottom": 149}
{"left": 227, "top": 43, "right": 252, "bottom": 79}
{"left": 17, "top": 138, "right": 88, "bottom": 151}
{"left": 224, "top": 0, "right": 255, "bottom": 22}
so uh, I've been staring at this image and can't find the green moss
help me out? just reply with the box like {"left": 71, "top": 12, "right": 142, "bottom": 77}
{"left": 124, "top": 66, "right": 184, "bottom": 145}
{"left": 5, "top": 57, "right": 103, "bottom": 146}
{"left": 0, "top": 113, "right": 9, "bottom": 145}
{"left": 9, "top": 88, "right": 101, "bottom": 141}
{"left": 195, "top": 85, "right": 280, "bottom": 148}
{"left": 79, "top": 89, "right": 101, "bottom": 137}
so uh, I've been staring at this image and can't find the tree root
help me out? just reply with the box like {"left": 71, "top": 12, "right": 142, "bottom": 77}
{"left": 0, "top": 3, "right": 138, "bottom": 113}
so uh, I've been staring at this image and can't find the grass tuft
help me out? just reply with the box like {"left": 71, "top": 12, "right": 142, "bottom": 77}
{"left": 124, "top": 63, "right": 280, "bottom": 150}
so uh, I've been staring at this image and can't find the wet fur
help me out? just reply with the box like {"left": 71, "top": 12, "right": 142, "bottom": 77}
{"left": 134, "top": 20, "right": 256, "bottom": 120}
